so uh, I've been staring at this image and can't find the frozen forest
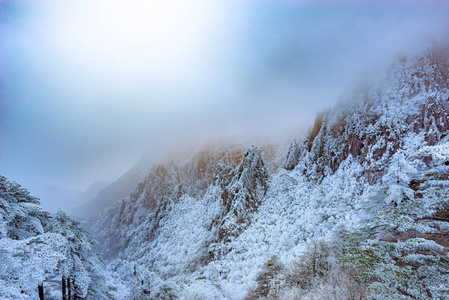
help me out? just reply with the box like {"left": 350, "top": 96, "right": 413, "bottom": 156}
{"left": 1, "top": 45, "right": 449, "bottom": 299}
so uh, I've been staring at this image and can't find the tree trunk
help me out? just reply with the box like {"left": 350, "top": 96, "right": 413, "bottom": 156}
{"left": 62, "top": 277, "right": 67, "bottom": 300}
{"left": 67, "top": 277, "right": 71, "bottom": 300}
{"left": 38, "top": 283, "right": 44, "bottom": 300}
{"left": 73, "top": 278, "right": 78, "bottom": 300}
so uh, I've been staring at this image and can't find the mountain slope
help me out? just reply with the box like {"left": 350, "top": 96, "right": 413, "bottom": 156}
{"left": 92, "top": 46, "right": 449, "bottom": 299}
{"left": 26, "top": 182, "right": 84, "bottom": 214}
{"left": 287, "top": 47, "right": 449, "bottom": 184}
{"left": 81, "top": 180, "right": 111, "bottom": 202}
{"left": 73, "top": 158, "right": 150, "bottom": 218}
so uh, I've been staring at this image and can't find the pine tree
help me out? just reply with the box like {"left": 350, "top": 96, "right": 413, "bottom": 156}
{"left": 0, "top": 176, "right": 109, "bottom": 299}
{"left": 253, "top": 255, "right": 285, "bottom": 298}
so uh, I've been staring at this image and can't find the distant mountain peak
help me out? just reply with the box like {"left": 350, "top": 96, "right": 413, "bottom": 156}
{"left": 82, "top": 180, "right": 112, "bottom": 199}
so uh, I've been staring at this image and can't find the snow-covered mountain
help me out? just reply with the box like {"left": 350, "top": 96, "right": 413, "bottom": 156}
{"left": 23, "top": 180, "right": 110, "bottom": 215}
{"left": 72, "top": 157, "right": 151, "bottom": 218}
{"left": 82, "top": 180, "right": 112, "bottom": 202}
{"left": 91, "top": 46, "right": 449, "bottom": 299}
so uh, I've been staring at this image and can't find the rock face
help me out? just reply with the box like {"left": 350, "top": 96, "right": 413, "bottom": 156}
{"left": 285, "top": 47, "right": 449, "bottom": 184}
{"left": 283, "top": 139, "right": 300, "bottom": 171}
{"left": 73, "top": 158, "right": 149, "bottom": 218}
{"left": 93, "top": 144, "right": 271, "bottom": 259}
{"left": 92, "top": 144, "right": 249, "bottom": 259}
{"left": 218, "top": 146, "right": 270, "bottom": 242}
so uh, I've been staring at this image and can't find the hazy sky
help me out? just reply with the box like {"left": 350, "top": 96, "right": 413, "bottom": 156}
{"left": 1, "top": 0, "right": 449, "bottom": 191}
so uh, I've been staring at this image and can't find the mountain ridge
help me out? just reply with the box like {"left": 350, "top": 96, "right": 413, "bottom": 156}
{"left": 72, "top": 157, "right": 151, "bottom": 218}
{"left": 91, "top": 46, "right": 449, "bottom": 299}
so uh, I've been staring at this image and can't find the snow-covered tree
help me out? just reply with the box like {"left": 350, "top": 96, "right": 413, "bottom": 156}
{"left": 49, "top": 210, "right": 107, "bottom": 299}
{"left": 0, "top": 176, "right": 109, "bottom": 299}
{"left": 0, "top": 176, "right": 64, "bottom": 298}
{"left": 252, "top": 255, "right": 285, "bottom": 298}
{"left": 381, "top": 150, "right": 417, "bottom": 206}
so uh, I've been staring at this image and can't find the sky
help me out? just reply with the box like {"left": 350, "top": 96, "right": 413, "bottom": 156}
{"left": 1, "top": 0, "right": 449, "bottom": 192}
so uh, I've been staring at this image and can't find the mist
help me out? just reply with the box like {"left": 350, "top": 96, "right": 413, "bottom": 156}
{"left": 1, "top": 0, "right": 448, "bottom": 195}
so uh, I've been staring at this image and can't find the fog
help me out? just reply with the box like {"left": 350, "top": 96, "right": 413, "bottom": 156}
{"left": 1, "top": 0, "right": 448, "bottom": 193}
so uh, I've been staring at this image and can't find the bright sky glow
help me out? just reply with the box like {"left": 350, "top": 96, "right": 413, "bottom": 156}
{"left": 7, "top": 0, "right": 225, "bottom": 105}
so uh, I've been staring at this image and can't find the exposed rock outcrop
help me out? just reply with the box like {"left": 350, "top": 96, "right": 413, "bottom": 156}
{"left": 285, "top": 47, "right": 449, "bottom": 184}
{"left": 283, "top": 139, "right": 300, "bottom": 171}
{"left": 217, "top": 146, "right": 270, "bottom": 242}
